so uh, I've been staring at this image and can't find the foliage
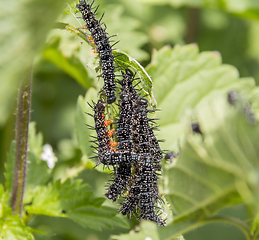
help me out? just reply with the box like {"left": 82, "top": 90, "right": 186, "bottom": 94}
{"left": 1, "top": 0, "right": 259, "bottom": 239}
{"left": 148, "top": 44, "right": 255, "bottom": 151}
{"left": 0, "top": 185, "right": 34, "bottom": 240}
{"left": 24, "top": 180, "right": 128, "bottom": 231}
{"left": 1, "top": 122, "right": 128, "bottom": 238}
{"left": 158, "top": 95, "right": 259, "bottom": 239}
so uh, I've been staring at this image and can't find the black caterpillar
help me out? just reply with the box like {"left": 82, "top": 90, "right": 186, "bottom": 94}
{"left": 105, "top": 69, "right": 136, "bottom": 201}
{"left": 93, "top": 100, "right": 111, "bottom": 154}
{"left": 116, "top": 70, "right": 134, "bottom": 152}
{"left": 135, "top": 154, "right": 164, "bottom": 226}
{"left": 77, "top": 0, "right": 116, "bottom": 104}
{"left": 117, "top": 69, "right": 165, "bottom": 226}
{"left": 89, "top": 100, "right": 118, "bottom": 165}
{"left": 90, "top": 100, "right": 138, "bottom": 167}
{"left": 89, "top": 69, "right": 165, "bottom": 225}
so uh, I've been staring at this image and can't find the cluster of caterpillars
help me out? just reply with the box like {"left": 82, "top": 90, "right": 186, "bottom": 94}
{"left": 77, "top": 0, "right": 165, "bottom": 225}
{"left": 89, "top": 70, "right": 165, "bottom": 226}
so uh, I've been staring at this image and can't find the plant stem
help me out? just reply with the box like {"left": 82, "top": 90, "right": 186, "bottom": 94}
{"left": 11, "top": 68, "right": 32, "bottom": 216}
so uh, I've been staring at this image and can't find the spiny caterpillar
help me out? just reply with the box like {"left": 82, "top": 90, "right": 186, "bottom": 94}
{"left": 118, "top": 70, "right": 165, "bottom": 226}
{"left": 77, "top": 0, "right": 117, "bottom": 104}
{"left": 88, "top": 69, "right": 165, "bottom": 226}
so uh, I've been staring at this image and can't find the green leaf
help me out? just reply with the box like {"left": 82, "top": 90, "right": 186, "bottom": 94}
{"left": 0, "top": 0, "right": 66, "bottom": 126}
{"left": 146, "top": 44, "right": 255, "bottom": 151}
{"left": 63, "top": 1, "right": 79, "bottom": 15}
{"left": 159, "top": 95, "right": 259, "bottom": 238}
{"left": 0, "top": 184, "right": 10, "bottom": 210}
{"left": 24, "top": 179, "right": 129, "bottom": 230}
{"left": 113, "top": 50, "right": 157, "bottom": 106}
{"left": 158, "top": 216, "right": 251, "bottom": 240}
{"left": 144, "top": 44, "right": 259, "bottom": 237}
{"left": 43, "top": 46, "right": 92, "bottom": 89}
{"left": 0, "top": 185, "right": 34, "bottom": 240}
{"left": 0, "top": 215, "right": 34, "bottom": 240}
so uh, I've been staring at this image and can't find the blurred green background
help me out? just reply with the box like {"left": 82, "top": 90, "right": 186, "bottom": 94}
{"left": 1, "top": 0, "right": 259, "bottom": 239}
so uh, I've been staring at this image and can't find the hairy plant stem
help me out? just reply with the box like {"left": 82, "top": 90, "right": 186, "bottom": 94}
{"left": 10, "top": 69, "right": 32, "bottom": 216}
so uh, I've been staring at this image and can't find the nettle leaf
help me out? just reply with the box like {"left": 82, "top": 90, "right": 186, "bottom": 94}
{"left": 24, "top": 179, "right": 128, "bottom": 230}
{"left": 0, "top": 184, "right": 10, "bottom": 210}
{"left": 146, "top": 44, "right": 256, "bottom": 151}
{"left": 0, "top": 0, "right": 66, "bottom": 126}
{"left": 0, "top": 215, "right": 34, "bottom": 240}
{"left": 114, "top": 50, "right": 156, "bottom": 106}
{"left": 0, "top": 185, "right": 34, "bottom": 240}
{"left": 158, "top": 96, "right": 259, "bottom": 239}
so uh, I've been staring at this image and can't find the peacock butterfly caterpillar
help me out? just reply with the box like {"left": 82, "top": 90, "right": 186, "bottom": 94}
{"left": 77, "top": 0, "right": 117, "bottom": 104}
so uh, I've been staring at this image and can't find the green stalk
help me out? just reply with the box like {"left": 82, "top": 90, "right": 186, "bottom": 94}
{"left": 10, "top": 69, "right": 32, "bottom": 216}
